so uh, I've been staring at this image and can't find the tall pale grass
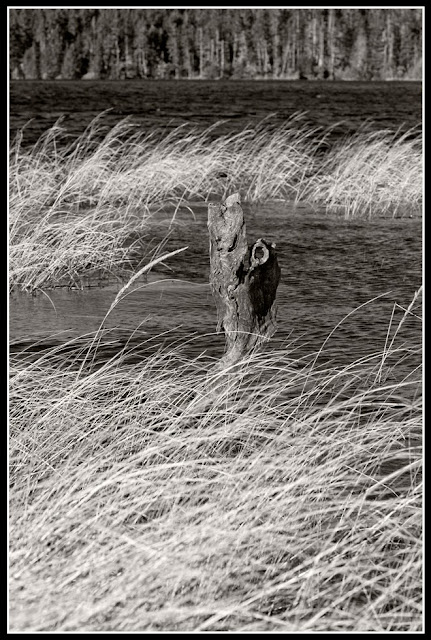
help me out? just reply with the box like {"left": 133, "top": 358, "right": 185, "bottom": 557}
{"left": 303, "top": 126, "right": 422, "bottom": 219}
{"left": 10, "top": 112, "right": 320, "bottom": 211}
{"left": 9, "top": 114, "right": 317, "bottom": 290}
{"left": 9, "top": 115, "right": 421, "bottom": 290}
{"left": 9, "top": 295, "right": 422, "bottom": 632}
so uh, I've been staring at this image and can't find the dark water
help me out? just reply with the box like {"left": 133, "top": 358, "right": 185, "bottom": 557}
{"left": 9, "top": 80, "right": 422, "bottom": 372}
{"left": 10, "top": 202, "right": 422, "bottom": 372}
{"left": 10, "top": 79, "right": 422, "bottom": 147}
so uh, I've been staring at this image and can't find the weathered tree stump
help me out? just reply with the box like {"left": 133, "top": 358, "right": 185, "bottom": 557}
{"left": 208, "top": 192, "right": 281, "bottom": 370}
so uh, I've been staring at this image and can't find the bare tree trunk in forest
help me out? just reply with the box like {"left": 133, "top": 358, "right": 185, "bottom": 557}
{"left": 294, "top": 10, "right": 300, "bottom": 75}
{"left": 198, "top": 27, "right": 203, "bottom": 78}
{"left": 263, "top": 45, "right": 269, "bottom": 77}
{"left": 210, "top": 38, "right": 215, "bottom": 68}
{"left": 183, "top": 42, "right": 191, "bottom": 78}
{"left": 311, "top": 14, "right": 317, "bottom": 56}
{"left": 256, "top": 41, "right": 261, "bottom": 72}
{"left": 318, "top": 14, "right": 325, "bottom": 77}
{"left": 139, "top": 48, "right": 148, "bottom": 77}
{"left": 385, "top": 12, "right": 394, "bottom": 77}
{"left": 215, "top": 27, "right": 220, "bottom": 69}
{"left": 270, "top": 11, "right": 281, "bottom": 78}
{"left": 34, "top": 41, "right": 41, "bottom": 79}
{"left": 272, "top": 35, "right": 279, "bottom": 77}
{"left": 220, "top": 38, "right": 224, "bottom": 78}
{"left": 281, "top": 44, "right": 290, "bottom": 77}
{"left": 328, "top": 8, "right": 336, "bottom": 79}
{"left": 114, "top": 36, "right": 120, "bottom": 78}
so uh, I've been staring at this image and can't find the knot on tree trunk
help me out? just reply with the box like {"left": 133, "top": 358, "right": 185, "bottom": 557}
{"left": 208, "top": 193, "right": 281, "bottom": 370}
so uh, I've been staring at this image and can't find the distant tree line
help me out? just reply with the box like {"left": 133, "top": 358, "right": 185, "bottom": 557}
{"left": 9, "top": 8, "right": 422, "bottom": 81}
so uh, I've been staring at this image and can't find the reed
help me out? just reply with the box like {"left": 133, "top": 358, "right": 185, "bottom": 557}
{"left": 10, "top": 113, "right": 321, "bottom": 212}
{"left": 11, "top": 114, "right": 421, "bottom": 215}
{"left": 9, "top": 296, "right": 422, "bottom": 632}
{"left": 9, "top": 116, "right": 421, "bottom": 290}
{"left": 302, "top": 126, "right": 422, "bottom": 219}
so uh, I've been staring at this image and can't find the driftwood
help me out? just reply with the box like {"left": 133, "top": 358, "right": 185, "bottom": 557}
{"left": 208, "top": 192, "right": 281, "bottom": 369}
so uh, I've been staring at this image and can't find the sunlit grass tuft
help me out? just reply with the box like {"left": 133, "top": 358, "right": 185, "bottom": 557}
{"left": 9, "top": 116, "right": 422, "bottom": 291}
{"left": 10, "top": 113, "right": 322, "bottom": 211}
{"left": 302, "top": 126, "right": 422, "bottom": 219}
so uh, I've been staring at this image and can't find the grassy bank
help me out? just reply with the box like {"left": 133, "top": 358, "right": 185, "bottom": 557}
{"left": 9, "top": 115, "right": 422, "bottom": 291}
{"left": 9, "top": 292, "right": 422, "bottom": 632}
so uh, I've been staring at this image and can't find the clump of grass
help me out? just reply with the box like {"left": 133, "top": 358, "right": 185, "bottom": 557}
{"left": 9, "top": 114, "right": 320, "bottom": 291}
{"left": 9, "top": 118, "right": 152, "bottom": 291}
{"left": 10, "top": 112, "right": 322, "bottom": 210}
{"left": 9, "top": 115, "right": 422, "bottom": 291}
{"left": 9, "top": 205, "right": 141, "bottom": 291}
{"left": 302, "top": 126, "right": 422, "bottom": 219}
{"left": 11, "top": 114, "right": 422, "bottom": 218}
{"left": 9, "top": 301, "right": 422, "bottom": 631}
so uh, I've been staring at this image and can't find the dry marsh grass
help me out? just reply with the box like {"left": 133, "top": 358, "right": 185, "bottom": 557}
{"left": 304, "top": 126, "right": 423, "bottom": 219}
{"left": 9, "top": 114, "right": 422, "bottom": 629}
{"left": 9, "top": 294, "right": 422, "bottom": 632}
{"left": 9, "top": 115, "right": 421, "bottom": 291}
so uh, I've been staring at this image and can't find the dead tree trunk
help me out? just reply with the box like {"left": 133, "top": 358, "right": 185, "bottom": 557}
{"left": 208, "top": 193, "right": 281, "bottom": 369}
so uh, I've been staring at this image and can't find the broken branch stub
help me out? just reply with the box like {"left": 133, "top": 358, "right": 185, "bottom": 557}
{"left": 208, "top": 193, "right": 281, "bottom": 369}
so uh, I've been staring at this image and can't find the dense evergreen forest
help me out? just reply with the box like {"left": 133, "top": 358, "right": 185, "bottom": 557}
{"left": 9, "top": 8, "right": 422, "bottom": 82}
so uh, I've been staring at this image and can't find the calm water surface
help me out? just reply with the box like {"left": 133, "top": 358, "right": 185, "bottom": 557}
{"left": 9, "top": 80, "right": 422, "bottom": 372}
{"left": 10, "top": 79, "right": 422, "bottom": 146}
